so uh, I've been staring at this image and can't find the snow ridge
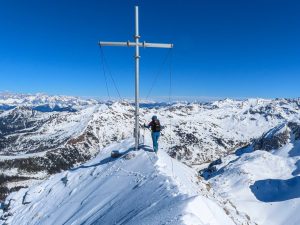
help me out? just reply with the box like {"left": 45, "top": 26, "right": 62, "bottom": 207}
{"left": 1, "top": 139, "right": 242, "bottom": 225}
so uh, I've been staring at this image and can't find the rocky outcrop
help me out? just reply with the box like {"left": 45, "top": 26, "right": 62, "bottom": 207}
{"left": 254, "top": 124, "right": 290, "bottom": 151}
{"left": 288, "top": 122, "right": 300, "bottom": 140}
{"left": 254, "top": 122, "right": 300, "bottom": 151}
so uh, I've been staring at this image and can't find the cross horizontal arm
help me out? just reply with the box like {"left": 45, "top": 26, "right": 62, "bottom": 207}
{"left": 144, "top": 42, "right": 173, "bottom": 48}
{"left": 99, "top": 41, "right": 173, "bottom": 48}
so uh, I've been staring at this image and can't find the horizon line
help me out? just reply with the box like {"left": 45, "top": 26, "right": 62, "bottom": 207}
{"left": 0, "top": 91, "right": 299, "bottom": 103}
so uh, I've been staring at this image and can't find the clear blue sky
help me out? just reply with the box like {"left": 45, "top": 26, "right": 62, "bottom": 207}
{"left": 0, "top": 0, "right": 299, "bottom": 100}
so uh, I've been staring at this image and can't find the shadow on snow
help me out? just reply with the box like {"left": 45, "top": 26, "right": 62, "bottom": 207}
{"left": 250, "top": 176, "right": 300, "bottom": 202}
{"left": 70, "top": 147, "right": 134, "bottom": 170}
{"left": 70, "top": 145, "right": 154, "bottom": 171}
{"left": 138, "top": 144, "right": 154, "bottom": 153}
{"left": 292, "top": 160, "right": 300, "bottom": 176}
{"left": 235, "top": 145, "right": 254, "bottom": 157}
{"left": 288, "top": 141, "right": 300, "bottom": 157}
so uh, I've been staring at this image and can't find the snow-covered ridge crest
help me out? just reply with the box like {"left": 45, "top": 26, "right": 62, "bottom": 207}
{"left": 0, "top": 139, "right": 252, "bottom": 225}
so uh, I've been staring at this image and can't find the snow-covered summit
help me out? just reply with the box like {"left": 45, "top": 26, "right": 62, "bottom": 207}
{"left": 1, "top": 138, "right": 250, "bottom": 225}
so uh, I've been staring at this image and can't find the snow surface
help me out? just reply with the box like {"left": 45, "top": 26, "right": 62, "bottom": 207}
{"left": 2, "top": 138, "right": 237, "bottom": 225}
{"left": 208, "top": 125, "right": 300, "bottom": 225}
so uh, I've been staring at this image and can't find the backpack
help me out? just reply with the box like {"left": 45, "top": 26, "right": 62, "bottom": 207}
{"left": 151, "top": 119, "right": 161, "bottom": 132}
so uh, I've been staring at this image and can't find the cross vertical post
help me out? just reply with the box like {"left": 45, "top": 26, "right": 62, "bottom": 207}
{"left": 99, "top": 6, "right": 173, "bottom": 151}
{"left": 134, "top": 6, "right": 140, "bottom": 151}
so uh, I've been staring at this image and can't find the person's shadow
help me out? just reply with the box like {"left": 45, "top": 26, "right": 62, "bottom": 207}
{"left": 139, "top": 144, "right": 154, "bottom": 152}
{"left": 70, "top": 147, "right": 135, "bottom": 171}
{"left": 70, "top": 145, "right": 155, "bottom": 171}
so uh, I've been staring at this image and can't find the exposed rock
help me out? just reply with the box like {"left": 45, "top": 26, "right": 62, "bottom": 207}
{"left": 254, "top": 122, "right": 300, "bottom": 151}
{"left": 288, "top": 122, "right": 300, "bottom": 140}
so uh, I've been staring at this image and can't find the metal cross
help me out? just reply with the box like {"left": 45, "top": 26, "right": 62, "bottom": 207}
{"left": 99, "top": 6, "right": 173, "bottom": 151}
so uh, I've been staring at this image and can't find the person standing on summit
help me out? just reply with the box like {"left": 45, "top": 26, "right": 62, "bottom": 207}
{"left": 144, "top": 115, "right": 161, "bottom": 153}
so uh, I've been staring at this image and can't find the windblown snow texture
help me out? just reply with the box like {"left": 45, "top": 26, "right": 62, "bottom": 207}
{"left": 1, "top": 139, "right": 237, "bottom": 225}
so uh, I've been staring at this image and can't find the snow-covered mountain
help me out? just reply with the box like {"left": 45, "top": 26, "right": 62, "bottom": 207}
{"left": 1, "top": 138, "right": 252, "bottom": 225}
{"left": 1, "top": 96, "right": 300, "bottom": 197}
{"left": 0, "top": 102, "right": 135, "bottom": 202}
{"left": 202, "top": 122, "right": 300, "bottom": 225}
{"left": 0, "top": 93, "right": 98, "bottom": 111}
{"left": 1, "top": 93, "right": 300, "bottom": 224}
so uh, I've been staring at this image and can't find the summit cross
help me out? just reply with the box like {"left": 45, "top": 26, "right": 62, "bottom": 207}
{"left": 99, "top": 6, "right": 173, "bottom": 151}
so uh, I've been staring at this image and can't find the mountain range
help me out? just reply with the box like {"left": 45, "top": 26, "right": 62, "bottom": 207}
{"left": 1, "top": 93, "right": 300, "bottom": 224}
